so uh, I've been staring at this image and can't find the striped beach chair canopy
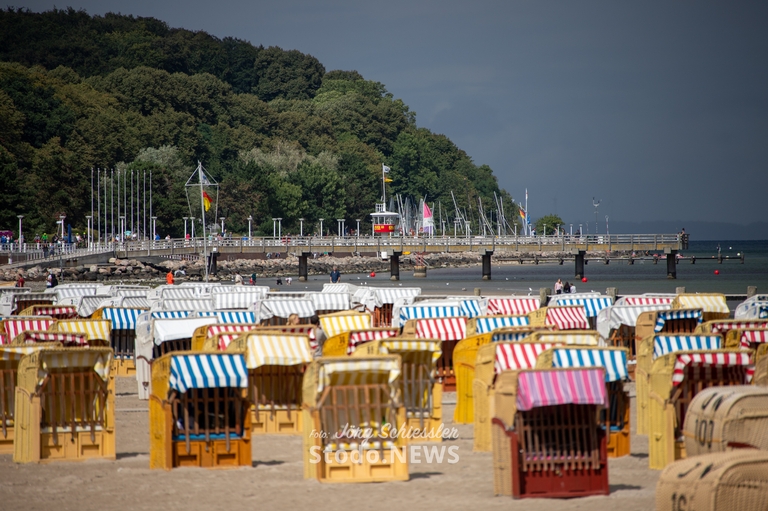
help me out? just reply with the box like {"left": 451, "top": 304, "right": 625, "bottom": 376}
{"left": 202, "top": 324, "right": 258, "bottom": 350}
{"left": 266, "top": 291, "right": 311, "bottom": 300}
{"left": 672, "top": 352, "right": 753, "bottom": 386}
{"left": 528, "top": 330, "right": 600, "bottom": 346}
{"left": 315, "top": 357, "right": 401, "bottom": 393}
{"left": 706, "top": 320, "right": 768, "bottom": 334}
{"left": 13, "top": 331, "right": 88, "bottom": 346}
{"left": 311, "top": 292, "right": 351, "bottom": 312}
{"left": 414, "top": 317, "right": 467, "bottom": 341}
{"left": 160, "top": 286, "right": 208, "bottom": 300}
{"left": 372, "top": 287, "right": 422, "bottom": 306}
{"left": 0, "top": 345, "right": 52, "bottom": 361}
{"left": 549, "top": 347, "right": 629, "bottom": 382}
{"left": 52, "top": 285, "right": 103, "bottom": 300}
{"left": 195, "top": 310, "right": 257, "bottom": 324}
{"left": 153, "top": 317, "right": 218, "bottom": 345}
{"left": 654, "top": 309, "right": 703, "bottom": 333}
{"left": 211, "top": 285, "right": 270, "bottom": 295}
{"left": 78, "top": 296, "right": 121, "bottom": 317}
{"left": 596, "top": 303, "right": 672, "bottom": 340}
{"left": 168, "top": 353, "right": 248, "bottom": 393}
{"left": 123, "top": 297, "right": 150, "bottom": 309}
{"left": 672, "top": 293, "right": 729, "bottom": 314}
{"left": 319, "top": 312, "right": 373, "bottom": 338}
{"left": 238, "top": 333, "right": 313, "bottom": 369}
{"left": 49, "top": 319, "right": 111, "bottom": 342}
{"left": 473, "top": 315, "right": 530, "bottom": 335}
{"left": 258, "top": 299, "right": 316, "bottom": 322}
{"left": 545, "top": 306, "right": 589, "bottom": 330}
{"left": 615, "top": 295, "right": 675, "bottom": 306}
{"left": 549, "top": 296, "right": 613, "bottom": 318}
{"left": 113, "top": 287, "right": 151, "bottom": 298}
{"left": 379, "top": 339, "right": 441, "bottom": 361}
{"left": 20, "top": 305, "right": 77, "bottom": 319}
{"left": 494, "top": 342, "right": 558, "bottom": 374}
{"left": 486, "top": 297, "right": 540, "bottom": 316}
{"left": 346, "top": 329, "right": 399, "bottom": 354}
{"left": 653, "top": 335, "right": 722, "bottom": 359}
{"left": 459, "top": 299, "right": 483, "bottom": 318}
{"left": 491, "top": 328, "right": 539, "bottom": 342}
{"left": 2, "top": 317, "right": 57, "bottom": 342}
{"left": 160, "top": 298, "right": 213, "bottom": 311}
{"left": 516, "top": 368, "right": 607, "bottom": 411}
{"left": 739, "top": 330, "right": 768, "bottom": 348}
{"left": 396, "top": 304, "right": 463, "bottom": 328}
{"left": 31, "top": 348, "right": 114, "bottom": 384}
{"left": 213, "top": 291, "right": 266, "bottom": 310}
{"left": 101, "top": 307, "right": 148, "bottom": 330}
{"left": 151, "top": 310, "right": 191, "bottom": 319}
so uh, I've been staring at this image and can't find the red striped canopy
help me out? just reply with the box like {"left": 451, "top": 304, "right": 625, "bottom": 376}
{"left": 414, "top": 317, "right": 467, "bottom": 341}
{"left": 487, "top": 297, "right": 540, "bottom": 316}
{"left": 17, "top": 331, "right": 88, "bottom": 346}
{"left": 30, "top": 306, "right": 78, "bottom": 319}
{"left": 545, "top": 306, "right": 589, "bottom": 330}
{"left": 740, "top": 330, "right": 768, "bottom": 348}
{"left": 516, "top": 368, "right": 607, "bottom": 411}
{"left": 3, "top": 318, "right": 57, "bottom": 341}
{"left": 347, "top": 329, "right": 399, "bottom": 354}
{"left": 494, "top": 342, "right": 556, "bottom": 374}
{"left": 623, "top": 297, "right": 674, "bottom": 305}
{"left": 710, "top": 321, "right": 768, "bottom": 334}
{"left": 672, "top": 352, "right": 753, "bottom": 386}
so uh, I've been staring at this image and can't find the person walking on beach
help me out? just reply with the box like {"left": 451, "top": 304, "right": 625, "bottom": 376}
{"left": 554, "top": 279, "right": 563, "bottom": 294}
{"left": 166, "top": 270, "right": 174, "bottom": 285}
{"left": 15, "top": 273, "right": 25, "bottom": 287}
{"left": 330, "top": 266, "right": 341, "bottom": 283}
{"left": 564, "top": 281, "right": 571, "bottom": 293}
{"left": 250, "top": 273, "right": 256, "bottom": 285}
{"left": 234, "top": 273, "right": 244, "bottom": 285}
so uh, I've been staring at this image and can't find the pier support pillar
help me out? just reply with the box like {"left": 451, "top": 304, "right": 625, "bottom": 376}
{"left": 574, "top": 250, "right": 586, "bottom": 279}
{"left": 481, "top": 250, "right": 493, "bottom": 280}
{"left": 390, "top": 251, "right": 401, "bottom": 281}
{"left": 748, "top": 286, "right": 758, "bottom": 298}
{"left": 207, "top": 252, "right": 218, "bottom": 276}
{"left": 666, "top": 250, "right": 677, "bottom": 279}
{"left": 540, "top": 288, "right": 551, "bottom": 308}
{"left": 298, "top": 252, "right": 309, "bottom": 281}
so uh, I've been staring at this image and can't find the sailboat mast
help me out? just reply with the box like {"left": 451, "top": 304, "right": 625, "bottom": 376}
{"left": 199, "top": 161, "right": 209, "bottom": 282}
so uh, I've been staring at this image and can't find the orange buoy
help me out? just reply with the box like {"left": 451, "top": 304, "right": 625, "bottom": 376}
{"left": 581, "top": 277, "right": 588, "bottom": 283}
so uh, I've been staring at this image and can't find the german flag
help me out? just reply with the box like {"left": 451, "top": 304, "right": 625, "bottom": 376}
{"left": 203, "top": 191, "right": 212, "bottom": 211}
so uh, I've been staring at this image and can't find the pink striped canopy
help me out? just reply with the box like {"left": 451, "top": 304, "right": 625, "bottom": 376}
{"left": 623, "top": 297, "right": 674, "bottom": 306}
{"left": 31, "top": 306, "right": 78, "bottom": 319}
{"left": 347, "top": 329, "right": 399, "bottom": 354}
{"left": 516, "top": 368, "right": 607, "bottom": 411}
{"left": 672, "top": 352, "right": 753, "bottom": 386}
{"left": 18, "top": 331, "right": 88, "bottom": 345}
{"left": 494, "top": 342, "right": 556, "bottom": 374}
{"left": 414, "top": 317, "right": 467, "bottom": 341}
{"left": 545, "top": 306, "right": 589, "bottom": 330}
{"left": 487, "top": 297, "right": 540, "bottom": 316}
{"left": 710, "top": 321, "right": 768, "bottom": 334}
{"left": 3, "top": 318, "right": 56, "bottom": 341}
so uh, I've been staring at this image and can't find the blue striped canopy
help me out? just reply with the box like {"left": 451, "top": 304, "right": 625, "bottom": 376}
{"left": 653, "top": 335, "right": 721, "bottom": 359}
{"left": 654, "top": 309, "right": 703, "bottom": 332}
{"left": 551, "top": 297, "right": 613, "bottom": 318}
{"left": 552, "top": 348, "right": 628, "bottom": 382}
{"left": 398, "top": 306, "right": 462, "bottom": 326}
{"left": 475, "top": 316, "right": 529, "bottom": 334}
{"left": 151, "top": 310, "right": 191, "bottom": 319}
{"left": 169, "top": 353, "right": 248, "bottom": 393}
{"left": 197, "top": 310, "right": 256, "bottom": 324}
{"left": 460, "top": 300, "right": 482, "bottom": 319}
{"left": 102, "top": 307, "right": 148, "bottom": 330}
{"left": 492, "top": 331, "right": 532, "bottom": 342}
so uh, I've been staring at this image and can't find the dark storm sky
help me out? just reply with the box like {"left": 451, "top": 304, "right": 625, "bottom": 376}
{"left": 17, "top": 1, "right": 768, "bottom": 227}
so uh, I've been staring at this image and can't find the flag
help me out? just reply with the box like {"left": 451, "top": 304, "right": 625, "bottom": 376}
{"left": 200, "top": 172, "right": 210, "bottom": 185}
{"left": 384, "top": 178, "right": 393, "bottom": 183}
{"left": 519, "top": 207, "right": 526, "bottom": 223}
{"left": 202, "top": 191, "right": 212, "bottom": 212}
{"left": 422, "top": 201, "right": 434, "bottom": 234}
{"left": 382, "top": 164, "right": 390, "bottom": 173}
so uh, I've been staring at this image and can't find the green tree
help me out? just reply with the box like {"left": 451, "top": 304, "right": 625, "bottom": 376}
{"left": 534, "top": 214, "right": 565, "bottom": 236}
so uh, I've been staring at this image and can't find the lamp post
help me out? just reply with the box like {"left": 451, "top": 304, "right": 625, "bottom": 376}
{"left": 570, "top": 223, "right": 573, "bottom": 236}
{"left": 579, "top": 223, "right": 582, "bottom": 237}
{"left": 17, "top": 215, "right": 23, "bottom": 250}
{"left": 543, "top": 224, "right": 547, "bottom": 237}
{"left": 605, "top": 215, "right": 609, "bottom": 236}
{"left": 299, "top": 218, "right": 304, "bottom": 237}
{"left": 272, "top": 218, "right": 277, "bottom": 238}
{"left": 86, "top": 215, "right": 92, "bottom": 247}
{"left": 183, "top": 217, "right": 189, "bottom": 239}
{"left": 59, "top": 214, "right": 66, "bottom": 240}
{"left": 219, "top": 217, "right": 225, "bottom": 235}
{"left": 355, "top": 219, "right": 361, "bottom": 237}
{"left": 336, "top": 219, "right": 345, "bottom": 237}
{"left": 247, "top": 215, "right": 253, "bottom": 239}
{"left": 151, "top": 216, "right": 157, "bottom": 240}
{"left": 277, "top": 218, "right": 282, "bottom": 239}
{"left": 190, "top": 217, "right": 195, "bottom": 239}
{"left": 119, "top": 216, "right": 125, "bottom": 245}
{"left": 454, "top": 218, "right": 460, "bottom": 238}
{"left": 319, "top": 218, "right": 324, "bottom": 237}
{"left": 592, "top": 197, "right": 601, "bottom": 235}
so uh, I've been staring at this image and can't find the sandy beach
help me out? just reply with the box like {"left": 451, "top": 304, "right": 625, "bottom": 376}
{"left": 0, "top": 377, "right": 659, "bottom": 511}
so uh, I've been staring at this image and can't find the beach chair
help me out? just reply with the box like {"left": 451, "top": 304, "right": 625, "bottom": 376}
{"left": 528, "top": 305, "right": 590, "bottom": 330}
{"left": 672, "top": 293, "right": 730, "bottom": 322}
{"left": 17, "top": 305, "right": 78, "bottom": 320}
{"left": 12, "top": 293, "right": 54, "bottom": 315}
{"left": 301, "top": 355, "right": 408, "bottom": 483}
{"left": 466, "top": 315, "right": 530, "bottom": 336}
{"left": 353, "top": 338, "right": 442, "bottom": 442}
{"left": 0, "top": 344, "right": 61, "bottom": 454}
{"left": 724, "top": 327, "right": 768, "bottom": 352}
{"left": 635, "top": 309, "right": 703, "bottom": 341}
{"left": 11, "top": 331, "right": 90, "bottom": 347}
{"left": 473, "top": 340, "right": 565, "bottom": 452}
{"left": 322, "top": 328, "right": 399, "bottom": 356}
{"left": 319, "top": 310, "right": 373, "bottom": 337}
{"left": 549, "top": 295, "right": 613, "bottom": 329}
{"left": 682, "top": 385, "right": 768, "bottom": 456}
{"left": 535, "top": 346, "right": 631, "bottom": 457}
{"left": 403, "top": 316, "right": 467, "bottom": 391}
{"left": 636, "top": 334, "right": 722, "bottom": 436}
{"left": 92, "top": 307, "right": 148, "bottom": 376}
{"left": 491, "top": 367, "right": 610, "bottom": 498}
{"left": 13, "top": 347, "right": 115, "bottom": 463}
{"left": 656, "top": 451, "right": 768, "bottom": 511}
{"left": 149, "top": 352, "right": 251, "bottom": 469}
{"left": 225, "top": 333, "right": 313, "bottom": 434}
{"left": 257, "top": 299, "right": 316, "bottom": 326}
{"left": 453, "top": 326, "right": 555, "bottom": 424}
{"left": 48, "top": 319, "right": 112, "bottom": 346}
{"left": 369, "top": 288, "right": 422, "bottom": 327}
{"left": 1, "top": 317, "right": 57, "bottom": 345}
{"left": 753, "top": 344, "right": 768, "bottom": 385}
{"left": 648, "top": 349, "right": 754, "bottom": 470}
{"left": 695, "top": 319, "right": 768, "bottom": 335}
{"left": 191, "top": 323, "right": 259, "bottom": 351}
{"left": 485, "top": 297, "right": 540, "bottom": 316}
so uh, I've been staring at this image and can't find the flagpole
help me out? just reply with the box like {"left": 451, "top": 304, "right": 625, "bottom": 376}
{"left": 382, "top": 164, "right": 386, "bottom": 205}
{"left": 525, "top": 188, "right": 529, "bottom": 236}
{"left": 199, "top": 161, "right": 209, "bottom": 283}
